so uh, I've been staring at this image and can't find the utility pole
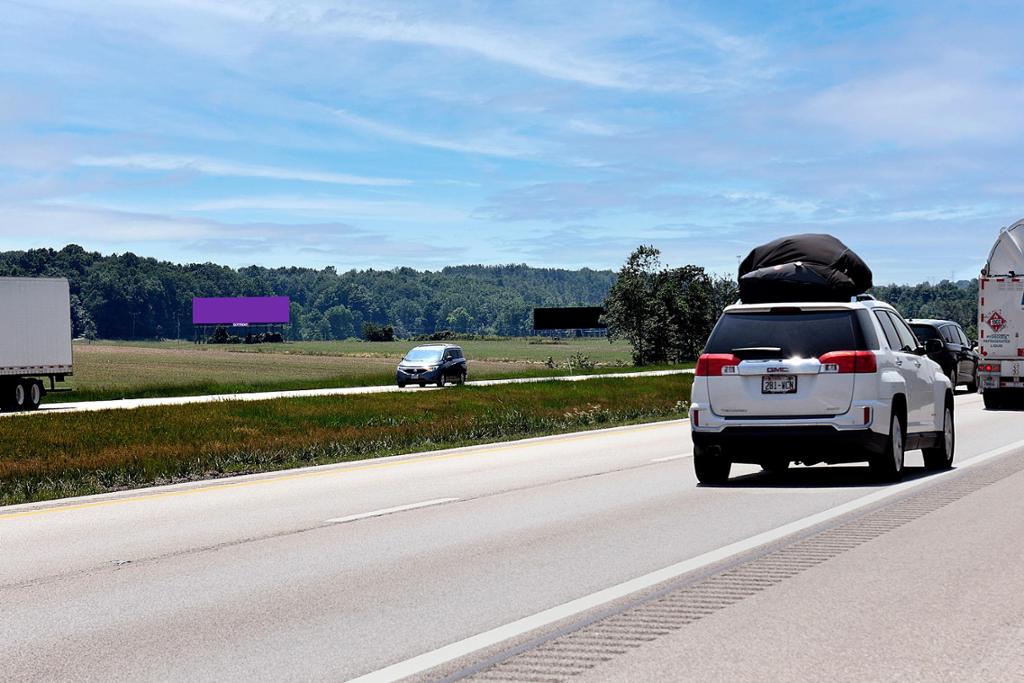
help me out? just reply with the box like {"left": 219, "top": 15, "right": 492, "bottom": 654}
{"left": 130, "top": 311, "right": 140, "bottom": 339}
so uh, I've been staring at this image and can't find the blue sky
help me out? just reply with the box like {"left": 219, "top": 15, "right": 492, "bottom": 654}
{"left": 2, "top": 0, "right": 1022, "bottom": 283}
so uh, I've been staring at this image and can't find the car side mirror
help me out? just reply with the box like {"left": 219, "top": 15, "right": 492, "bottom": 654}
{"left": 971, "top": 340, "right": 979, "bottom": 349}
{"left": 925, "top": 339, "right": 944, "bottom": 354}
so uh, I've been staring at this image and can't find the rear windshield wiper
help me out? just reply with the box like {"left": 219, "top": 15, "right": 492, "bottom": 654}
{"left": 731, "top": 347, "right": 784, "bottom": 360}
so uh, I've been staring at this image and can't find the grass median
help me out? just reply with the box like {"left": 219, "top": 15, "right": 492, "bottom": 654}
{"left": 2, "top": 374, "right": 693, "bottom": 506}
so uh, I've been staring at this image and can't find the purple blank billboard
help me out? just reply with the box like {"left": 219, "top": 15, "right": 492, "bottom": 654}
{"left": 192, "top": 296, "right": 290, "bottom": 325}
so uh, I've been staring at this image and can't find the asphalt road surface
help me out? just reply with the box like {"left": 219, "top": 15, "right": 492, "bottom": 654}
{"left": 12, "top": 368, "right": 692, "bottom": 416}
{"left": 2, "top": 392, "right": 1023, "bottom": 681}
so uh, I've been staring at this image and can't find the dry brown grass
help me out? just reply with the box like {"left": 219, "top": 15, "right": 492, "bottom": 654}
{"left": 62, "top": 343, "right": 538, "bottom": 401}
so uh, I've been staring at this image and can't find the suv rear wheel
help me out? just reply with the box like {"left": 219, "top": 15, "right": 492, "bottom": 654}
{"left": 923, "top": 404, "right": 955, "bottom": 470}
{"left": 966, "top": 366, "right": 979, "bottom": 394}
{"left": 694, "top": 444, "right": 731, "bottom": 485}
{"left": 870, "top": 410, "right": 905, "bottom": 482}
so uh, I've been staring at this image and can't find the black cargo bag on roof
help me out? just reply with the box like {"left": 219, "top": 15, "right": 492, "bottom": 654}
{"left": 738, "top": 234, "right": 873, "bottom": 304}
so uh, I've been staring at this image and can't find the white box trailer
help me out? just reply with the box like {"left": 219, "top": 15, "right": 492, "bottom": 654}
{"left": 0, "top": 277, "right": 73, "bottom": 411}
{"left": 979, "top": 220, "right": 1024, "bottom": 408}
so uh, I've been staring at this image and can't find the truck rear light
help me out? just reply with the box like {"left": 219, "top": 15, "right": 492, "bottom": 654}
{"left": 692, "top": 409, "right": 699, "bottom": 427}
{"left": 818, "top": 351, "right": 878, "bottom": 374}
{"left": 696, "top": 354, "right": 741, "bottom": 377}
{"left": 864, "top": 407, "right": 872, "bottom": 425}
{"left": 980, "top": 362, "right": 1002, "bottom": 373}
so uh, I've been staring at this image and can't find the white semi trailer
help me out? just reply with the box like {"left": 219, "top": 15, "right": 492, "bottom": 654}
{"left": 979, "top": 219, "right": 1024, "bottom": 409}
{"left": 0, "top": 277, "right": 73, "bottom": 411}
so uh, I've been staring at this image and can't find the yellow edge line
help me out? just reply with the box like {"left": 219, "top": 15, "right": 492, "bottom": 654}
{"left": 0, "top": 420, "right": 684, "bottom": 521}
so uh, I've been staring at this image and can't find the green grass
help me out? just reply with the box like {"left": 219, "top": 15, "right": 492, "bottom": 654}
{"left": 54, "top": 338, "right": 690, "bottom": 403}
{"left": 2, "top": 374, "right": 693, "bottom": 506}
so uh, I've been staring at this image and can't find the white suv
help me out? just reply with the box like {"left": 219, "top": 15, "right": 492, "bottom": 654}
{"left": 689, "top": 298, "right": 954, "bottom": 484}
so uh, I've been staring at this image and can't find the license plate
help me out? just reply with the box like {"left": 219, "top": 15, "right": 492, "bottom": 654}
{"left": 762, "top": 375, "right": 797, "bottom": 394}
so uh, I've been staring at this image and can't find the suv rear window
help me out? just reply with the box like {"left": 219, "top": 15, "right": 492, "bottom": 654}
{"left": 909, "top": 324, "right": 941, "bottom": 342}
{"left": 955, "top": 326, "right": 971, "bottom": 346}
{"left": 705, "top": 310, "right": 869, "bottom": 358}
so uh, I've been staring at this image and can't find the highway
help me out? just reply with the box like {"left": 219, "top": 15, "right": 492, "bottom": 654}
{"left": 2, "top": 392, "right": 1023, "bottom": 681}
{"left": 9, "top": 368, "right": 692, "bottom": 416}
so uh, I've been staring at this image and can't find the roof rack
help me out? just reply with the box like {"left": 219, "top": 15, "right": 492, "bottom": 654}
{"left": 854, "top": 294, "right": 876, "bottom": 302}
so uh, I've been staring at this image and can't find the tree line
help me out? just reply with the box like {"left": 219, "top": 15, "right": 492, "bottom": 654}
{"left": 0, "top": 244, "right": 981, "bottom": 357}
{"left": 871, "top": 280, "right": 980, "bottom": 340}
{"left": 0, "top": 245, "right": 613, "bottom": 340}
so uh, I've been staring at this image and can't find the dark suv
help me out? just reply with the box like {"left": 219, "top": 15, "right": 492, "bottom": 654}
{"left": 907, "top": 319, "right": 979, "bottom": 393}
{"left": 396, "top": 344, "right": 468, "bottom": 388}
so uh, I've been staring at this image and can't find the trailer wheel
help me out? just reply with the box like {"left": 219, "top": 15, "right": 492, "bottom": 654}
{"left": 11, "top": 381, "right": 27, "bottom": 411}
{"left": 983, "top": 390, "right": 1003, "bottom": 410}
{"left": 25, "top": 380, "right": 43, "bottom": 411}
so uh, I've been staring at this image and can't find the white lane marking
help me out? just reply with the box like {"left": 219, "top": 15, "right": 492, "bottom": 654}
{"left": 325, "top": 498, "right": 459, "bottom": 525}
{"left": 345, "top": 437, "right": 1024, "bottom": 683}
{"left": 651, "top": 455, "right": 688, "bottom": 463}
{"left": 14, "top": 369, "right": 694, "bottom": 417}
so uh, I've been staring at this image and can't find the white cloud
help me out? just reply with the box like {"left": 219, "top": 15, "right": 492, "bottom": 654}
{"left": 188, "top": 195, "right": 469, "bottom": 222}
{"left": 878, "top": 205, "right": 1002, "bottom": 223}
{"left": 565, "top": 119, "right": 626, "bottom": 137}
{"left": 29, "top": 0, "right": 757, "bottom": 93}
{"left": 0, "top": 200, "right": 458, "bottom": 264}
{"left": 264, "top": 3, "right": 648, "bottom": 90}
{"left": 76, "top": 154, "right": 409, "bottom": 187}
{"left": 719, "top": 191, "right": 821, "bottom": 218}
{"left": 0, "top": 202, "right": 214, "bottom": 241}
{"left": 332, "top": 109, "right": 540, "bottom": 158}
{"left": 803, "top": 70, "right": 1024, "bottom": 145}
{"left": 16, "top": 0, "right": 640, "bottom": 89}
{"left": 298, "top": 2, "right": 767, "bottom": 93}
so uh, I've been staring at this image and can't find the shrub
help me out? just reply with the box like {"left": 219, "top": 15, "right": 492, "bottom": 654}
{"left": 362, "top": 322, "right": 395, "bottom": 342}
{"left": 566, "top": 352, "right": 595, "bottom": 370}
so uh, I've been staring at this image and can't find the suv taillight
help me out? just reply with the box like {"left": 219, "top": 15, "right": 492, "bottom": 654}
{"left": 819, "top": 351, "right": 878, "bottom": 374}
{"left": 980, "top": 362, "right": 1002, "bottom": 373}
{"left": 696, "top": 354, "right": 741, "bottom": 376}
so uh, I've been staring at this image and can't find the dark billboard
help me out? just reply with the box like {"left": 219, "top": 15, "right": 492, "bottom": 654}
{"left": 533, "top": 307, "right": 606, "bottom": 330}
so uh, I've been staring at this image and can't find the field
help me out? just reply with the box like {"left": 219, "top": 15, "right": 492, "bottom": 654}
{"left": 56, "top": 337, "right": 669, "bottom": 402}
{"left": 2, "top": 374, "right": 693, "bottom": 506}
{"left": 93, "top": 336, "right": 634, "bottom": 363}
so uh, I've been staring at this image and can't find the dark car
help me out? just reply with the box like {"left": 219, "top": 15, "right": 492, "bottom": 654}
{"left": 908, "top": 319, "right": 979, "bottom": 392}
{"left": 396, "top": 344, "right": 468, "bottom": 388}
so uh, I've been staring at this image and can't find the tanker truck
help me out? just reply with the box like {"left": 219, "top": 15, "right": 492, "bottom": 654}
{"left": 979, "top": 219, "right": 1024, "bottom": 409}
{"left": 0, "top": 277, "right": 73, "bottom": 411}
